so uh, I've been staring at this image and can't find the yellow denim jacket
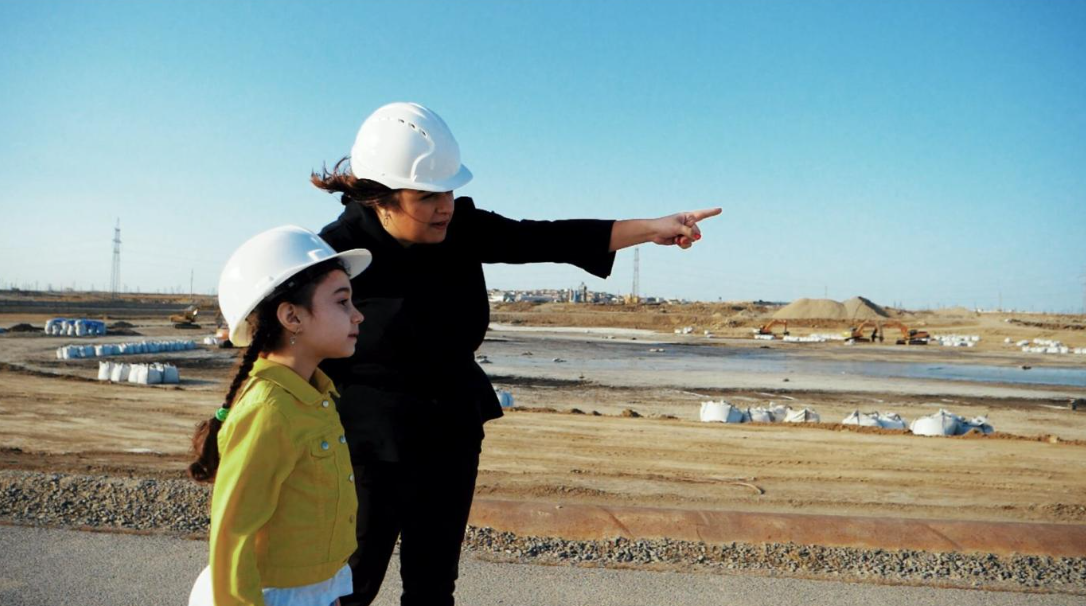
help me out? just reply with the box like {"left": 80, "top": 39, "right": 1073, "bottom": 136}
{"left": 209, "top": 357, "right": 358, "bottom": 606}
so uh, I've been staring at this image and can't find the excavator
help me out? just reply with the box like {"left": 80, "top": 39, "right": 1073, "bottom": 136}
{"left": 756, "top": 319, "right": 789, "bottom": 336}
{"left": 170, "top": 305, "right": 201, "bottom": 329}
{"left": 880, "top": 320, "right": 930, "bottom": 345}
{"left": 845, "top": 320, "right": 880, "bottom": 342}
{"left": 213, "top": 311, "right": 233, "bottom": 348}
{"left": 846, "top": 320, "right": 930, "bottom": 345}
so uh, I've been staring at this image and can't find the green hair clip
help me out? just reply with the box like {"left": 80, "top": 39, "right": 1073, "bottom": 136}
{"left": 215, "top": 408, "right": 230, "bottom": 422}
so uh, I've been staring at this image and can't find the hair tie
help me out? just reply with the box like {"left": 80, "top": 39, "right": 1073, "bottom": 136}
{"left": 215, "top": 408, "right": 230, "bottom": 422}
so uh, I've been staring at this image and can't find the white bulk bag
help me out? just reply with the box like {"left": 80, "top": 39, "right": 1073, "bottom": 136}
{"left": 82, "top": 345, "right": 96, "bottom": 357}
{"left": 875, "top": 412, "right": 907, "bottom": 430}
{"left": 495, "top": 389, "right": 514, "bottom": 408}
{"left": 111, "top": 363, "right": 131, "bottom": 382}
{"left": 842, "top": 410, "right": 880, "bottom": 427}
{"left": 785, "top": 408, "right": 820, "bottom": 423}
{"left": 146, "top": 365, "right": 162, "bottom": 384}
{"left": 957, "top": 416, "right": 994, "bottom": 435}
{"left": 700, "top": 401, "right": 746, "bottom": 423}
{"left": 747, "top": 406, "right": 775, "bottom": 423}
{"left": 910, "top": 409, "right": 961, "bottom": 437}
{"left": 129, "top": 364, "right": 147, "bottom": 384}
{"left": 97, "top": 361, "right": 114, "bottom": 381}
{"left": 162, "top": 365, "right": 180, "bottom": 384}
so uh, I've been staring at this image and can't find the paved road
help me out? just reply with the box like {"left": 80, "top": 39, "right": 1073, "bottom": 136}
{"left": 0, "top": 524, "right": 1073, "bottom": 606}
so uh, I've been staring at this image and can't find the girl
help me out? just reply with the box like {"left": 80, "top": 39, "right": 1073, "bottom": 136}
{"left": 187, "top": 225, "right": 371, "bottom": 606}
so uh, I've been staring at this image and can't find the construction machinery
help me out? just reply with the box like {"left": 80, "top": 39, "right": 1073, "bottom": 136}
{"left": 756, "top": 319, "right": 789, "bottom": 336}
{"left": 213, "top": 311, "right": 233, "bottom": 348}
{"left": 880, "top": 320, "right": 930, "bottom": 345}
{"left": 170, "top": 305, "right": 201, "bottom": 329}
{"left": 846, "top": 320, "right": 929, "bottom": 344}
{"left": 845, "top": 320, "right": 880, "bottom": 342}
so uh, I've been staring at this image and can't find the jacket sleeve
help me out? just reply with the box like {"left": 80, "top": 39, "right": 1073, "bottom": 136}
{"left": 460, "top": 198, "right": 617, "bottom": 279}
{"left": 209, "top": 398, "right": 296, "bottom": 606}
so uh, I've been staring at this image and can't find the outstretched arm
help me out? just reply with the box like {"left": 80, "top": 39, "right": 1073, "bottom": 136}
{"left": 609, "top": 208, "right": 722, "bottom": 252}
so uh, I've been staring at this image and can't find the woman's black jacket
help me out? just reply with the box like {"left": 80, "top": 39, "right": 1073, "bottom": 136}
{"left": 318, "top": 198, "right": 615, "bottom": 462}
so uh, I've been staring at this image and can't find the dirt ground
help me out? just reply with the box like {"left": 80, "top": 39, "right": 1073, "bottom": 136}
{"left": 1, "top": 304, "right": 1085, "bottom": 529}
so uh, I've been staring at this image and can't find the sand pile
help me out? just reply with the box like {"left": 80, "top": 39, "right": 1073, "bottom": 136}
{"left": 843, "top": 296, "right": 889, "bottom": 319}
{"left": 773, "top": 297, "right": 889, "bottom": 320}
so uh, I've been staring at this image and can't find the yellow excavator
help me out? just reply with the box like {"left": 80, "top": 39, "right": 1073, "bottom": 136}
{"left": 845, "top": 320, "right": 880, "bottom": 342}
{"left": 846, "top": 320, "right": 929, "bottom": 345}
{"left": 880, "top": 320, "right": 930, "bottom": 345}
{"left": 170, "top": 305, "right": 201, "bottom": 329}
{"left": 756, "top": 319, "right": 790, "bottom": 336}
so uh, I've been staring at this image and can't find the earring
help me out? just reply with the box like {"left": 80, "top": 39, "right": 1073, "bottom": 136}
{"left": 289, "top": 333, "right": 297, "bottom": 346}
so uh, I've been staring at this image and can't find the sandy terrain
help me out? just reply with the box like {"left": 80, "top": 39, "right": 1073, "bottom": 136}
{"left": 2, "top": 302, "right": 1084, "bottom": 531}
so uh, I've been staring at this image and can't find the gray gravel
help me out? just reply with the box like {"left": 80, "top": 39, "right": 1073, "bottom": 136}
{"left": 4, "top": 524, "right": 1075, "bottom": 606}
{"left": 2, "top": 469, "right": 1084, "bottom": 596}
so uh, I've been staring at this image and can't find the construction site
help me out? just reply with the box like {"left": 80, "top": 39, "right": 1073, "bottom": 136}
{"left": 1, "top": 288, "right": 1084, "bottom": 596}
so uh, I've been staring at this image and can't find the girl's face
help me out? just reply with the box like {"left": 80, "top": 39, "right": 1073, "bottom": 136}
{"left": 292, "top": 270, "right": 363, "bottom": 360}
{"left": 379, "top": 189, "right": 454, "bottom": 246}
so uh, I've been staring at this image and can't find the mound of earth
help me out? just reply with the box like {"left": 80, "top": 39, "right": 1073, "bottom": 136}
{"left": 842, "top": 296, "right": 890, "bottom": 319}
{"left": 7, "top": 323, "right": 38, "bottom": 333}
{"left": 773, "top": 297, "right": 889, "bottom": 320}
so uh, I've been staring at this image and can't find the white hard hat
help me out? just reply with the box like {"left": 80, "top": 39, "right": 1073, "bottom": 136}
{"left": 349, "top": 102, "right": 472, "bottom": 192}
{"left": 217, "top": 226, "right": 371, "bottom": 347}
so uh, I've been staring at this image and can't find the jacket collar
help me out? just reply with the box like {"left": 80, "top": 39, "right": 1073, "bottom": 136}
{"left": 249, "top": 357, "right": 339, "bottom": 406}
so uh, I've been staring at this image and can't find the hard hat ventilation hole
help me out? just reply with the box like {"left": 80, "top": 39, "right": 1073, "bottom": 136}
{"left": 398, "top": 118, "right": 405, "bottom": 124}
{"left": 420, "top": 129, "right": 428, "bottom": 137}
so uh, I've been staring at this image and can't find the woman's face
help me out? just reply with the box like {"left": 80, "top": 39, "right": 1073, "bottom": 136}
{"left": 292, "top": 270, "right": 363, "bottom": 360}
{"left": 379, "top": 189, "right": 454, "bottom": 245}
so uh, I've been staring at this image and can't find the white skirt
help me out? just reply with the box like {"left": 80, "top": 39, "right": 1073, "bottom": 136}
{"left": 188, "top": 564, "right": 352, "bottom": 606}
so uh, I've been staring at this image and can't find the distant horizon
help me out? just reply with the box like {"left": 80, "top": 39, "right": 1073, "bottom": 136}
{"left": 1, "top": 283, "right": 1080, "bottom": 316}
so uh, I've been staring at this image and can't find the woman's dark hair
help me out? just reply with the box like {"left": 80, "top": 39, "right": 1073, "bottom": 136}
{"left": 187, "top": 258, "right": 347, "bottom": 483}
{"left": 311, "top": 156, "right": 400, "bottom": 208}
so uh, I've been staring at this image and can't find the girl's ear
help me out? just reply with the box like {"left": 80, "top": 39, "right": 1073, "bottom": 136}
{"left": 276, "top": 301, "right": 304, "bottom": 336}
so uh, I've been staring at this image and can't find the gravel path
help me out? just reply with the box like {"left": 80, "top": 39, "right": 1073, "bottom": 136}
{"left": 2, "top": 469, "right": 1083, "bottom": 595}
{"left": 5, "top": 524, "right": 1075, "bottom": 606}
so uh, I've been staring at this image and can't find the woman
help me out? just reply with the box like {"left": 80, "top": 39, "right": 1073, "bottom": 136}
{"left": 312, "top": 102, "right": 720, "bottom": 606}
{"left": 188, "top": 226, "right": 371, "bottom": 605}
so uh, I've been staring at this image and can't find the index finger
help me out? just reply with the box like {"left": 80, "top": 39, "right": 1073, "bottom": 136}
{"left": 688, "top": 207, "right": 722, "bottom": 223}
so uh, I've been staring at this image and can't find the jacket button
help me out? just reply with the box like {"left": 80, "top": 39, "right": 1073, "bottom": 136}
{"left": 321, "top": 441, "right": 330, "bottom": 450}
{"left": 339, "top": 435, "right": 346, "bottom": 444}
{"left": 349, "top": 515, "right": 355, "bottom": 523}
{"left": 321, "top": 400, "right": 330, "bottom": 408}
{"left": 348, "top": 473, "right": 355, "bottom": 482}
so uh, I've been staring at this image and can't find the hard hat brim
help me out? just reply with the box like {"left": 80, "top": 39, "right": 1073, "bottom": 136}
{"left": 228, "top": 247, "right": 372, "bottom": 348}
{"left": 353, "top": 163, "right": 472, "bottom": 193}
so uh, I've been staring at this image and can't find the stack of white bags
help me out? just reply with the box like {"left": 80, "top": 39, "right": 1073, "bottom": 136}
{"left": 45, "top": 319, "right": 106, "bottom": 336}
{"left": 56, "top": 339, "right": 197, "bottom": 359}
{"left": 698, "top": 402, "right": 994, "bottom": 436}
{"left": 841, "top": 410, "right": 908, "bottom": 430}
{"left": 699, "top": 401, "right": 820, "bottom": 424}
{"left": 97, "top": 361, "right": 180, "bottom": 385}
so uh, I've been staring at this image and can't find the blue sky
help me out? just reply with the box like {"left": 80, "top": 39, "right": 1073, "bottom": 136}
{"left": 1, "top": 0, "right": 1083, "bottom": 311}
